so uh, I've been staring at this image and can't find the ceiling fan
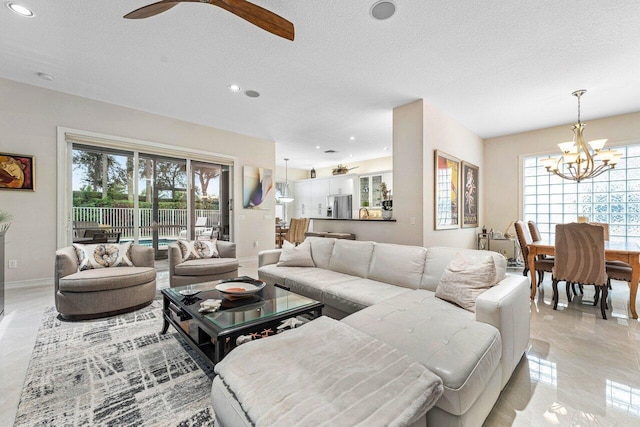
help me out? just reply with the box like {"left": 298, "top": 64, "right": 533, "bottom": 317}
{"left": 124, "top": 0, "right": 294, "bottom": 41}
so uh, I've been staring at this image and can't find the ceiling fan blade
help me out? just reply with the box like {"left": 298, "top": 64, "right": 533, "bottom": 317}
{"left": 124, "top": 1, "right": 182, "bottom": 19}
{"left": 210, "top": 0, "right": 294, "bottom": 41}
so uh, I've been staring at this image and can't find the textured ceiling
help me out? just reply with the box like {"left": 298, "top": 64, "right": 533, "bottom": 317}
{"left": 1, "top": 1, "right": 639, "bottom": 169}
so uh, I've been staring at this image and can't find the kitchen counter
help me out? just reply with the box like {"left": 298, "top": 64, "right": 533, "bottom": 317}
{"left": 310, "top": 218, "right": 397, "bottom": 222}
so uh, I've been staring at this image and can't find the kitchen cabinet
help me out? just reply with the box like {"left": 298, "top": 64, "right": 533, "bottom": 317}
{"left": 293, "top": 181, "right": 312, "bottom": 217}
{"left": 359, "top": 172, "right": 392, "bottom": 208}
{"left": 311, "top": 179, "right": 330, "bottom": 217}
{"left": 329, "top": 175, "right": 355, "bottom": 195}
{"left": 293, "top": 175, "right": 358, "bottom": 218}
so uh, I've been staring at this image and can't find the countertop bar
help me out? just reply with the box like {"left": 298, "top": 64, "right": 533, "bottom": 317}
{"left": 310, "top": 218, "right": 397, "bottom": 222}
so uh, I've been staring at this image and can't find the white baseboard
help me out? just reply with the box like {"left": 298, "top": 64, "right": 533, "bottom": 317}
{"left": 6, "top": 277, "right": 53, "bottom": 290}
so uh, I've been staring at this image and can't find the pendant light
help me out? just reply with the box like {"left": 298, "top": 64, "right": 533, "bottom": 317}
{"left": 280, "top": 158, "right": 295, "bottom": 203}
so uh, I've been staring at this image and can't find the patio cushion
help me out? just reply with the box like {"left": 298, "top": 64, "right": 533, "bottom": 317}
{"left": 59, "top": 266, "right": 156, "bottom": 292}
{"left": 174, "top": 257, "right": 239, "bottom": 276}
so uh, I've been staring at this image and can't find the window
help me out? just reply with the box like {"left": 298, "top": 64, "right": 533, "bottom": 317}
{"left": 523, "top": 144, "right": 640, "bottom": 244}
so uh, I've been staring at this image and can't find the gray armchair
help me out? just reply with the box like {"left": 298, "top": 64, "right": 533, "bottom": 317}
{"left": 169, "top": 240, "right": 239, "bottom": 287}
{"left": 55, "top": 244, "right": 156, "bottom": 320}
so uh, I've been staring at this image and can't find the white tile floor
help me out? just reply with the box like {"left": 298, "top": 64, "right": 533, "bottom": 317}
{"left": 1, "top": 266, "right": 640, "bottom": 426}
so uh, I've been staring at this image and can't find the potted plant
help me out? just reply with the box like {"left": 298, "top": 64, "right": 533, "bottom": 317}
{"left": 0, "top": 210, "right": 12, "bottom": 233}
{"left": 381, "top": 182, "right": 392, "bottom": 220}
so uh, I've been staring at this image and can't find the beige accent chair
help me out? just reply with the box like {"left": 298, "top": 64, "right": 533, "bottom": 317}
{"left": 552, "top": 223, "right": 609, "bottom": 319}
{"left": 168, "top": 240, "right": 239, "bottom": 287}
{"left": 55, "top": 244, "right": 156, "bottom": 320}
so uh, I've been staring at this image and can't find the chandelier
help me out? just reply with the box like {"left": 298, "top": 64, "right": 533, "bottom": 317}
{"left": 540, "top": 90, "right": 621, "bottom": 182}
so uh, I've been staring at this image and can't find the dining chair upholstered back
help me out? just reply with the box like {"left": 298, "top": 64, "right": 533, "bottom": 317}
{"left": 285, "top": 218, "right": 311, "bottom": 245}
{"left": 553, "top": 223, "right": 609, "bottom": 318}
{"left": 515, "top": 220, "right": 533, "bottom": 265}
{"left": 553, "top": 223, "right": 607, "bottom": 286}
{"left": 589, "top": 222, "right": 610, "bottom": 241}
{"left": 527, "top": 221, "right": 542, "bottom": 242}
{"left": 515, "top": 220, "right": 554, "bottom": 284}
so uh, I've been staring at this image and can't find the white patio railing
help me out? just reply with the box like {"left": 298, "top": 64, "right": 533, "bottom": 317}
{"left": 73, "top": 207, "right": 221, "bottom": 241}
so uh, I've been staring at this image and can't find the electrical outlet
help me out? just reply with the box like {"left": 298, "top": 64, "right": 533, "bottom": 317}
{"left": 8, "top": 259, "right": 17, "bottom": 269}
{"left": 253, "top": 241, "right": 259, "bottom": 248}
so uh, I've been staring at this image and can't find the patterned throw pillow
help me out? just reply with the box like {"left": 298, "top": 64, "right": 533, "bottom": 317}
{"left": 73, "top": 241, "right": 134, "bottom": 271}
{"left": 177, "top": 239, "right": 219, "bottom": 262}
{"left": 435, "top": 252, "right": 497, "bottom": 312}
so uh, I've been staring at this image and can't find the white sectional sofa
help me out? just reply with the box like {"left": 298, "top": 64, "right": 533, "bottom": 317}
{"left": 214, "top": 238, "right": 530, "bottom": 426}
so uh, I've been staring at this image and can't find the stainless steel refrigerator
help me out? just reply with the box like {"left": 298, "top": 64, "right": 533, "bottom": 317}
{"left": 328, "top": 194, "right": 352, "bottom": 219}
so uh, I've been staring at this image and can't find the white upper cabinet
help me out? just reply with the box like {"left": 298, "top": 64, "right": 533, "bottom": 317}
{"left": 311, "top": 179, "right": 330, "bottom": 217}
{"left": 359, "top": 171, "right": 392, "bottom": 208}
{"left": 329, "top": 175, "right": 355, "bottom": 195}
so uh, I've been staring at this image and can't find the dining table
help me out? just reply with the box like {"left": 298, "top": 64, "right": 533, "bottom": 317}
{"left": 528, "top": 240, "right": 640, "bottom": 319}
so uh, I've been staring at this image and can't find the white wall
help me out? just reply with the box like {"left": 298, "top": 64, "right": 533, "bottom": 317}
{"left": 0, "top": 78, "right": 275, "bottom": 284}
{"left": 484, "top": 111, "right": 640, "bottom": 235}
{"left": 422, "top": 99, "right": 484, "bottom": 248}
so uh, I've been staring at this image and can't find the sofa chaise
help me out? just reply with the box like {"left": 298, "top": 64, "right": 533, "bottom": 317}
{"left": 212, "top": 238, "right": 530, "bottom": 426}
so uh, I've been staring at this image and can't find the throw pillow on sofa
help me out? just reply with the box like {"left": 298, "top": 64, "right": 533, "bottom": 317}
{"left": 435, "top": 252, "right": 497, "bottom": 312}
{"left": 277, "top": 240, "right": 315, "bottom": 267}
{"left": 73, "top": 241, "right": 133, "bottom": 271}
{"left": 177, "top": 239, "right": 219, "bottom": 262}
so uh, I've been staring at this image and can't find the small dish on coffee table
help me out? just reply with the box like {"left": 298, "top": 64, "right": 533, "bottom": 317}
{"left": 179, "top": 289, "right": 201, "bottom": 297}
{"left": 215, "top": 281, "right": 266, "bottom": 299}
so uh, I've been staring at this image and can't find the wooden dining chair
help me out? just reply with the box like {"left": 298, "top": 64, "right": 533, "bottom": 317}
{"left": 515, "top": 220, "right": 554, "bottom": 286}
{"left": 552, "top": 223, "right": 609, "bottom": 319}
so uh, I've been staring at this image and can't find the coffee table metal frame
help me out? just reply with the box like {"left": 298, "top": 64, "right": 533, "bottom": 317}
{"left": 161, "top": 281, "right": 323, "bottom": 367}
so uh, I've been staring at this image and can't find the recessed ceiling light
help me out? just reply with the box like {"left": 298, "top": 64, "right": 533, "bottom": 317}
{"left": 316, "top": 145, "right": 320, "bottom": 149}
{"left": 370, "top": 1, "right": 396, "bottom": 20}
{"left": 383, "top": 147, "right": 389, "bottom": 151}
{"left": 245, "top": 90, "right": 260, "bottom": 98}
{"left": 349, "top": 136, "right": 356, "bottom": 141}
{"left": 36, "top": 72, "right": 53, "bottom": 81}
{"left": 6, "top": 2, "right": 33, "bottom": 17}
{"left": 349, "top": 154, "right": 353, "bottom": 157}
{"left": 228, "top": 84, "right": 241, "bottom": 92}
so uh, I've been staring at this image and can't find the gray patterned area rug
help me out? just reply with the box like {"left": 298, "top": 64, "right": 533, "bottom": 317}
{"left": 14, "top": 301, "right": 215, "bottom": 426}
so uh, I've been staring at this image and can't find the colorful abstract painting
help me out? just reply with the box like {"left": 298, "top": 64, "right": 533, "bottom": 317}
{"left": 0, "top": 153, "right": 35, "bottom": 191}
{"left": 434, "top": 150, "right": 459, "bottom": 230}
{"left": 243, "top": 166, "right": 273, "bottom": 209}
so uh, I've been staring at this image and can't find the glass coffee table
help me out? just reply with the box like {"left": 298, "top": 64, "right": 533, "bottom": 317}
{"left": 161, "top": 279, "right": 323, "bottom": 366}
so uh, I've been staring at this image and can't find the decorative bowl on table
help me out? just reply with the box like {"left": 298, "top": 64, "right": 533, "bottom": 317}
{"left": 215, "top": 280, "right": 266, "bottom": 299}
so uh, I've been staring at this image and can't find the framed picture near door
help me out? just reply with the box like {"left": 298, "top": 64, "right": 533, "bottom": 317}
{"left": 434, "top": 150, "right": 460, "bottom": 230}
{"left": 0, "top": 153, "right": 35, "bottom": 191}
{"left": 461, "top": 161, "right": 479, "bottom": 228}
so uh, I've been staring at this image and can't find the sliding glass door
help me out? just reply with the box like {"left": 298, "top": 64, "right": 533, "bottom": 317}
{"left": 70, "top": 143, "right": 232, "bottom": 259}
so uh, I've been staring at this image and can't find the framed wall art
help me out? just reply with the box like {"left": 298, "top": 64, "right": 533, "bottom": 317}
{"left": 243, "top": 165, "right": 273, "bottom": 209}
{"left": 434, "top": 150, "right": 459, "bottom": 230}
{"left": 461, "top": 161, "right": 479, "bottom": 228}
{"left": 0, "top": 153, "right": 35, "bottom": 191}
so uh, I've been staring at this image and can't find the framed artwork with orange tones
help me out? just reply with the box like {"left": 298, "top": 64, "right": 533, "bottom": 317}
{"left": 434, "top": 150, "right": 459, "bottom": 230}
{"left": 0, "top": 153, "right": 35, "bottom": 191}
